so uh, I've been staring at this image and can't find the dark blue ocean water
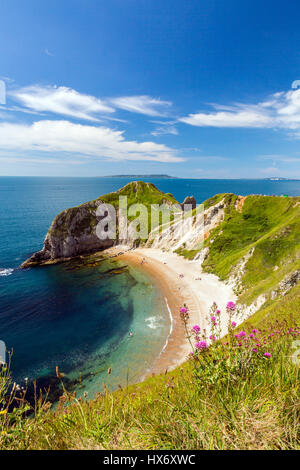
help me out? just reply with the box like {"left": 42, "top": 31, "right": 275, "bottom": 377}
{"left": 0, "top": 177, "right": 300, "bottom": 396}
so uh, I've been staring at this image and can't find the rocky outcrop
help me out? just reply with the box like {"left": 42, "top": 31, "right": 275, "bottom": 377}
{"left": 21, "top": 181, "right": 180, "bottom": 268}
{"left": 22, "top": 199, "right": 116, "bottom": 267}
{"left": 181, "top": 196, "right": 196, "bottom": 211}
{"left": 271, "top": 270, "right": 300, "bottom": 299}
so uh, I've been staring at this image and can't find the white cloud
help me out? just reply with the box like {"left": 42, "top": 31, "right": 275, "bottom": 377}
{"left": 179, "top": 89, "right": 300, "bottom": 133}
{"left": 258, "top": 154, "right": 300, "bottom": 163}
{"left": 260, "top": 166, "right": 280, "bottom": 175}
{"left": 181, "top": 109, "right": 272, "bottom": 128}
{"left": 111, "top": 95, "right": 172, "bottom": 116}
{"left": 45, "top": 49, "right": 54, "bottom": 57}
{"left": 151, "top": 125, "right": 178, "bottom": 136}
{"left": 9, "top": 85, "right": 115, "bottom": 121}
{"left": 0, "top": 155, "right": 82, "bottom": 165}
{"left": 0, "top": 120, "right": 183, "bottom": 163}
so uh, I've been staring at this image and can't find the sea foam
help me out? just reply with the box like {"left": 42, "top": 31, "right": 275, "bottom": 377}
{"left": 0, "top": 268, "right": 14, "bottom": 277}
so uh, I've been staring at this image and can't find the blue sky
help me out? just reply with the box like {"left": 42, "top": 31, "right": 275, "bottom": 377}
{"left": 1, "top": 0, "right": 300, "bottom": 178}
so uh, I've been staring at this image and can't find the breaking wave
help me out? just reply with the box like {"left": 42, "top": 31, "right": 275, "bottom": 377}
{"left": 0, "top": 268, "right": 14, "bottom": 277}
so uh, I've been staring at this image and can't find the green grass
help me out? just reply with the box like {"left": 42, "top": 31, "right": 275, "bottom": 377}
{"left": 174, "top": 248, "right": 200, "bottom": 260}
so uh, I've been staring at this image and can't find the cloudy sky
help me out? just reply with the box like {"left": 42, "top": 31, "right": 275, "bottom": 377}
{"left": 1, "top": 0, "right": 300, "bottom": 178}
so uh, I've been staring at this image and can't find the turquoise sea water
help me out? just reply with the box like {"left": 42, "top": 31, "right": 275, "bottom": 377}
{"left": 0, "top": 177, "right": 300, "bottom": 398}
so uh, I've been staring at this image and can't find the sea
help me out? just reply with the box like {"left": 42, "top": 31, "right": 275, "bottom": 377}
{"left": 0, "top": 177, "right": 300, "bottom": 399}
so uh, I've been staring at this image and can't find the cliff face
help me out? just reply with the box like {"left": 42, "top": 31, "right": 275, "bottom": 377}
{"left": 21, "top": 181, "right": 182, "bottom": 268}
{"left": 23, "top": 199, "right": 114, "bottom": 267}
{"left": 146, "top": 198, "right": 225, "bottom": 252}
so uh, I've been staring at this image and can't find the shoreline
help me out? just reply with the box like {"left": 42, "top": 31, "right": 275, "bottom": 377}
{"left": 115, "top": 247, "right": 237, "bottom": 375}
{"left": 117, "top": 250, "right": 194, "bottom": 375}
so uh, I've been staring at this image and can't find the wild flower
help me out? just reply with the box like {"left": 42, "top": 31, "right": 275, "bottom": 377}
{"left": 180, "top": 306, "right": 189, "bottom": 321}
{"left": 180, "top": 302, "right": 299, "bottom": 402}
{"left": 238, "top": 331, "right": 246, "bottom": 338}
{"left": 192, "top": 325, "right": 201, "bottom": 333}
{"left": 226, "top": 301, "right": 236, "bottom": 311}
{"left": 195, "top": 341, "right": 208, "bottom": 350}
{"left": 216, "top": 309, "right": 221, "bottom": 314}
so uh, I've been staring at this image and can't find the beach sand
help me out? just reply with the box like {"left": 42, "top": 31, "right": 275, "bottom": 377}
{"left": 114, "top": 247, "right": 237, "bottom": 375}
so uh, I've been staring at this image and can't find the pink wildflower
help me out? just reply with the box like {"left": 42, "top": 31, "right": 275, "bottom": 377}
{"left": 216, "top": 309, "right": 221, "bottom": 315}
{"left": 180, "top": 307, "right": 188, "bottom": 314}
{"left": 231, "top": 321, "right": 237, "bottom": 328}
{"left": 211, "top": 316, "right": 216, "bottom": 322}
{"left": 192, "top": 325, "right": 201, "bottom": 333}
{"left": 195, "top": 341, "right": 208, "bottom": 350}
{"left": 264, "top": 352, "right": 271, "bottom": 358}
{"left": 226, "top": 301, "right": 236, "bottom": 311}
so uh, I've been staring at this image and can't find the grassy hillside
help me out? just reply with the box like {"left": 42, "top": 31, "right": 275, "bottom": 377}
{"left": 1, "top": 192, "right": 299, "bottom": 450}
{"left": 200, "top": 194, "right": 300, "bottom": 324}
{"left": 102, "top": 181, "right": 179, "bottom": 235}
{"left": 102, "top": 181, "right": 178, "bottom": 207}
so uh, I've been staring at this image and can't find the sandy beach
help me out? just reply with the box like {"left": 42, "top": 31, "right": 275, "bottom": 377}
{"left": 113, "top": 247, "right": 237, "bottom": 375}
